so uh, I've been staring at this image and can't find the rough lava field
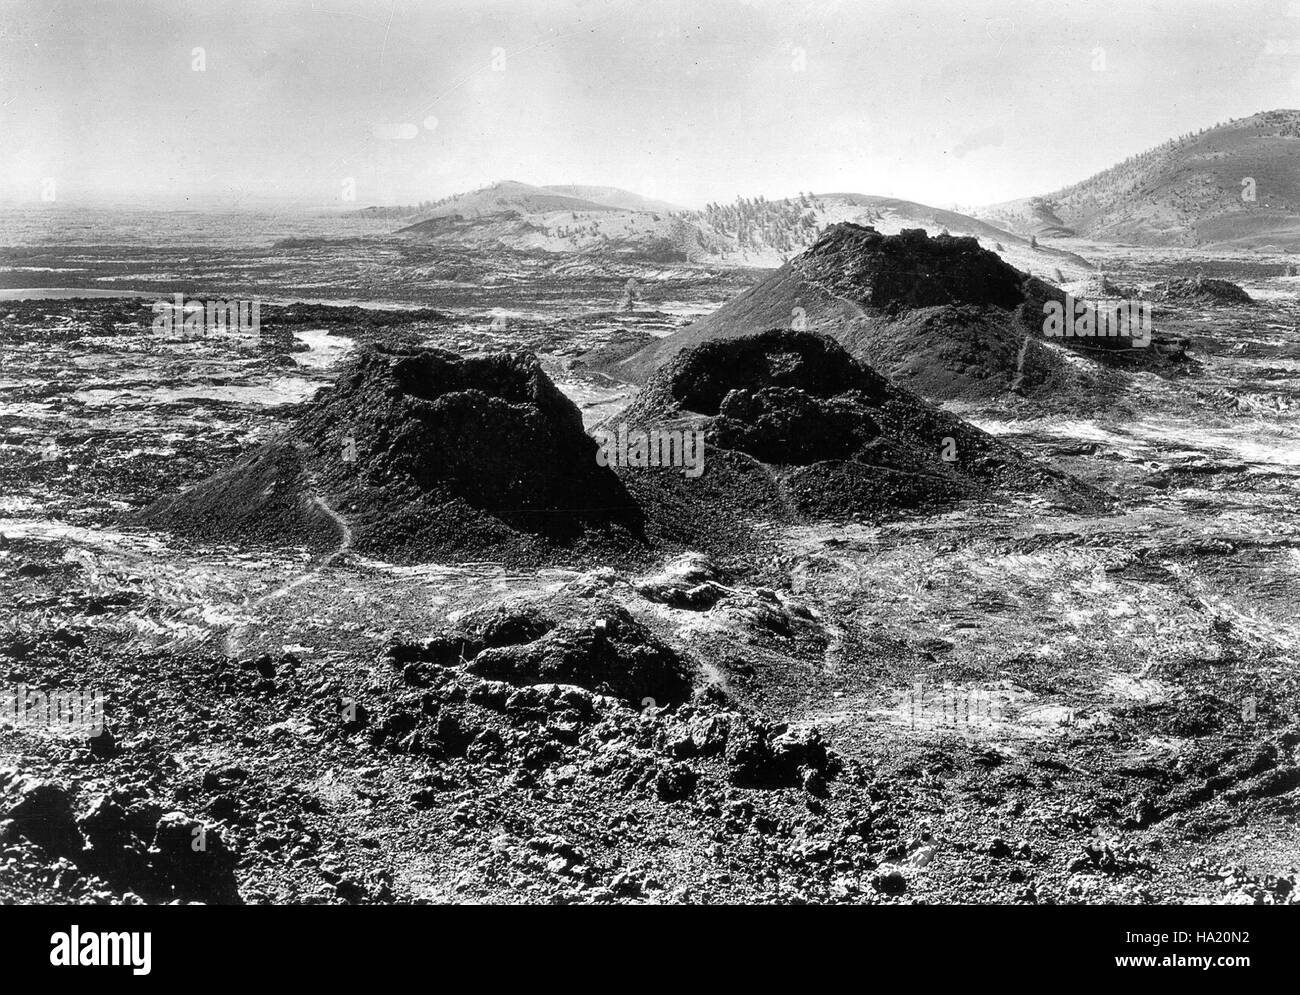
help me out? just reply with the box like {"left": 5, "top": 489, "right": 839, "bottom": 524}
{"left": 1, "top": 211, "right": 1299, "bottom": 907}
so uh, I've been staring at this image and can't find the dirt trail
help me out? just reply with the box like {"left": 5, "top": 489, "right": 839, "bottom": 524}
{"left": 1009, "top": 331, "right": 1032, "bottom": 393}
{"left": 255, "top": 494, "right": 353, "bottom": 605}
{"left": 222, "top": 456, "right": 354, "bottom": 657}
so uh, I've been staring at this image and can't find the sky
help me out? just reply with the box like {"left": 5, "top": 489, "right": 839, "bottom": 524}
{"left": 4, "top": 0, "right": 1300, "bottom": 210}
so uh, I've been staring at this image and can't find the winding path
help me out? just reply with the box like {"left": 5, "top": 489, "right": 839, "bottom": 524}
{"left": 1008, "top": 332, "right": 1032, "bottom": 394}
{"left": 221, "top": 473, "right": 353, "bottom": 657}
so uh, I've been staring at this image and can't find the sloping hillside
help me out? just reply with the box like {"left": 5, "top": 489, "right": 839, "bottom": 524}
{"left": 541, "top": 185, "right": 685, "bottom": 213}
{"left": 755, "top": 193, "right": 1090, "bottom": 275}
{"left": 401, "top": 180, "right": 617, "bottom": 220}
{"left": 391, "top": 182, "right": 1092, "bottom": 273}
{"left": 980, "top": 110, "right": 1300, "bottom": 248}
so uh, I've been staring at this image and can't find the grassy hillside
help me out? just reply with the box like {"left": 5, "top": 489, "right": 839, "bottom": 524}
{"left": 980, "top": 110, "right": 1300, "bottom": 249}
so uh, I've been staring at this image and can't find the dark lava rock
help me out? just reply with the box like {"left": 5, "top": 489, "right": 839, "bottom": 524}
{"left": 257, "top": 301, "right": 447, "bottom": 328}
{"left": 664, "top": 325, "right": 871, "bottom": 414}
{"left": 471, "top": 605, "right": 557, "bottom": 648}
{"left": 612, "top": 329, "right": 1100, "bottom": 524}
{"left": 87, "top": 726, "right": 119, "bottom": 759}
{"left": 138, "top": 346, "right": 644, "bottom": 565}
{"left": 77, "top": 794, "right": 151, "bottom": 889}
{"left": 139, "top": 327, "right": 1099, "bottom": 566}
{"left": 0, "top": 770, "right": 82, "bottom": 859}
{"left": 147, "top": 812, "right": 241, "bottom": 904}
{"left": 799, "top": 224, "right": 1026, "bottom": 312}
{"left": 1152, "top": 276, "right": 1253, "bottom": 305}
{"left": 134, "top": 438, "right": 340, "bottom": 552}
{"left": 634, "top": 553, "right": 725, "bottom": 609}
{"left": 872, "top": 868, "right": 908, "bottom": 895}
{"left": 725, "top": 717, "right": 838, "bottom": 789}
{"left": 712, "top": 387, "right": 881, "bottom": 464}
{"left": 464, "top": 604, "right": 695, "bottom": 707}
{"left": 654, "top": 762, "right": 698, "bottom": 802}
{"left": 387, "top": 598, "right": 695, "bottom": 707}
{"left": 302, "top": 348, "right": 637, "bottom": 536}
{"left": 612, "top": 224, "right": 1184, "bottom": 398}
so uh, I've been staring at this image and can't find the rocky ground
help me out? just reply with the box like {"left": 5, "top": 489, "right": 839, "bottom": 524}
{"left": 1, "top": 246, "right": 1298, "bottom": 905}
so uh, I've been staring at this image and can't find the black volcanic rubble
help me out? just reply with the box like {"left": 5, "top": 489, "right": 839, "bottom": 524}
{"left": 137, "top": 439, "right": 341, "bottom": 552}
{"left": 141, "top": 330, "right": 1100, "bottom": 561}
{"left": 140, "top": 346, "right": 645, "bottom": 564}
{"left": 790, "top": 224, "right": 1158, "bottom": 363}
{"left": 1152, "top": 276, "right": 1254, "bottom": 305}
{"left": 370, "top": 600, "right": 839, "bottom": 794}
{"left": 388, "top": 601, "right": 696, "bottom": 707}
{"left": 12, "top": 256, "right": 1300, "bottom": 907}
{"left": 0, "top": 768, "right": 241, "bottom": 904}
{"left": 798, "top": 224, "right": 1027, "bottom": 314}
{"left": 0, "top": 298, "right": 447, "bottom": 345}
{"left": 133, "top": 226, "right": 1133, "bottom": 567}
{"left": 612, "top": 329, "right": 1100, "bottom": 524}
{"left": 297, "top": 347, "right": 642, "bottom": 546}
{"left": 615, "top": 223, "right": 1188, "bottom": 399}
{"left": 262, "top": 302, "right": 449, "bottom": 327}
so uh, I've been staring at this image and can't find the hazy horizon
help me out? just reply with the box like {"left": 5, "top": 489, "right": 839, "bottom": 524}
{"left": 6, "top": 0, "right": 1300, "bottom": 212}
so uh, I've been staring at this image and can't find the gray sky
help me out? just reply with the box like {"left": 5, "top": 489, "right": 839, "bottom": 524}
{"left": 4, "top": 0, "right": 1300, "bottom": 210}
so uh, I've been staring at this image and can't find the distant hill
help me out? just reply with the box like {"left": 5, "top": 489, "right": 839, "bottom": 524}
{"left": 540, "top": 185, "right": 684, "bottom": 213}
{"left": 394, "top": 181, "right": 725, "bottom": 264}
{"left": 355, "top": 181, "right": 649, "bottom": 222}
{"left": 405, "top": 180, "right": 618, "bottom": 219}
{"left": 769, "top": 193, "right": 1090, "bottom": 276}
{"left": 979, "top": 110, "right": 1300, "bottom": 249}
{"left": 390, "top": 182, "right": 1092, "bottom": 274}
